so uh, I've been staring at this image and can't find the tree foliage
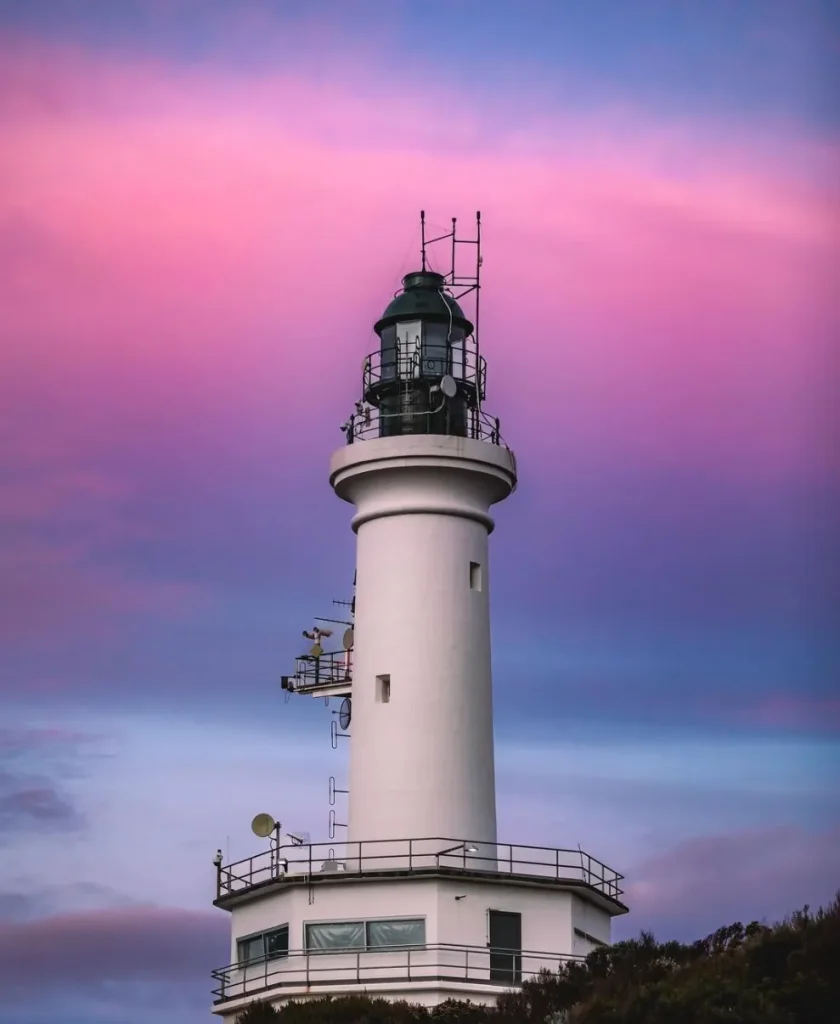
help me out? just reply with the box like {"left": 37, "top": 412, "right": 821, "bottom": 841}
{"left": 235, "top": 894, "right": 839, "bottom": 1024}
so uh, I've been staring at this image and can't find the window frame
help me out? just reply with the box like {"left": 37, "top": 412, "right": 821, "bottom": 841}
{"left": 237, "top": 924, "right": 290, "bottom": 966}
{"left": 303, "top": 916, "right": 426, "bottom": 954}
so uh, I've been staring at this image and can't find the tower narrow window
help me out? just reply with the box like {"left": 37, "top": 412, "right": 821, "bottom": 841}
{"left": 376, "top": 674, "right": 391, "bottom": 703}
{"left": 469, "top": 561, "right": 482, "bottom": 591}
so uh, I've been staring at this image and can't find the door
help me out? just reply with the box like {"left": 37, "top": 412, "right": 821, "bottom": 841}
{"left": 396, "top": 320, "right": 422, "bottom": 378}
{"left": 488, "top": 910, "right": 522, "bottom": 984}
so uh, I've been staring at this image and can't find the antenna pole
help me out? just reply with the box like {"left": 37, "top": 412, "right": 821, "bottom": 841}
{"left": 475, "top": 210, "right": 482, "bottom": 417}
{"left": 420, "top": 210, "right": 426, "bottom": 271}
{"left": 451, "top": 217, "right": 457, "bottom": 286}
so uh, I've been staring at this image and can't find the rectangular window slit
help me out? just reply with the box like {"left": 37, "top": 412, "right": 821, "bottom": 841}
{"left": 376, "top": 674, "right": 391, "bottom": 703}
{"left": 469, "top": 561, "right": 482, "bottom": 591}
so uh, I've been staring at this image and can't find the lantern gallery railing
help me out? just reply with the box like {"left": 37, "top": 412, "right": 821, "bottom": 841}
{"left": 216, "top": 837, "right": 624, "bottom": 903}
{"left": 212, "top": 941, "right": 587, "bottom": 1003}
{"left": 362, "top": 345, "right": 487, "bottom": 401}
{"left": 348, "top": 402, "right": 508, "bottom": 447}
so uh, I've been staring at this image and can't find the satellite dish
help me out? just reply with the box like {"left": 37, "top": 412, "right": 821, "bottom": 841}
{"left": 251, "top": 813, "right": 276, "bottom": 838}
{"left": 440, "top": 375, "right": 457, "bottom": 399}
{"left": 310, "top": 643, "right": 323, "bottom": 658}
{"left": 339, "top": 697, "right": 352, "bottom": 731}
{"left": 342, "top": 628, "right": 354, "bottom": 651}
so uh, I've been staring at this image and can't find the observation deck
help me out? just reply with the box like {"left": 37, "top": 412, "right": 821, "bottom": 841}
{"left": 212, "top": 941, "right": 586, "bottom": 1005}
{"left": 214, "top": 836, "right": 625, "bottom": 911}
{"left": 211, "top": 837, "right": 625, "bottom": 1012}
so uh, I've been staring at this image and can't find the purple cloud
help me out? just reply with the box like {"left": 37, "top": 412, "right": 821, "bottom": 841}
{"left": 618, "top": 823, "right": 840, "bottom": 941}
{"left": 0, "top": 727, "right": 101, "bottom": 839}
{"left": 0, "top": 779, "right": 83, "bottom": 836}
{"left": 0, "top": 906, "right": 227, "bottom": 996}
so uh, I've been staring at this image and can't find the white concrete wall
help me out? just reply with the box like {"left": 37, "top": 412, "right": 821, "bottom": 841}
{"left": 329, "top": 436, "right": 516, "bottom": 849}
{"left": 571, "top": 894, "right": 612, "bottom": 957}
{"left": 436, "top": 877, "right": 575, "bottom": 979}
{"left": 221, "top": 880, "right": 442, "bottom": 1001}
{"left": 230, "top": 878, "right": 441, "bottom": 951}
{"left": 219, "top": 875, "right": 589, "bottom": 1005}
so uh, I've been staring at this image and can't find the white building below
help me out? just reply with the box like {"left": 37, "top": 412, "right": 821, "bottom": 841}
{"left": 211, "top": 838, "right": 625, "bottom": 1018}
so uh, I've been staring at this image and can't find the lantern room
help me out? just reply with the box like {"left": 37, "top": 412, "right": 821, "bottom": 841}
{"left": 361, "top": 268, "right": 486, "bottom": 439}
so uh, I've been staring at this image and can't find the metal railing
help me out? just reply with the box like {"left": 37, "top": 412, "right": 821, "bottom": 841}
{"left": 280, "top": 650, "right": 351, "bottom": 694}
{"left": 216, "top": 837, "right": 623, "bottom": 902}
{"left": 362, "top": 345, "right": 487, "bottom": 401}
{"left": 348, "top": 401, "right": 509, "bottom": 447}
{"left": 212, "top": 941, "right": 586, "bottom": 1003}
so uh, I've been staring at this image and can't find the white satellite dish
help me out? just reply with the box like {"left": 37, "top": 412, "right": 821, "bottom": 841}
{"left": 342, "top": 628, "right": 354, "bottom": 651}
{"left": 251, "top": 813, "right": 277, "bottom": 838}
{"left": 440, "top": 375, "right": 457, "bottom": 399}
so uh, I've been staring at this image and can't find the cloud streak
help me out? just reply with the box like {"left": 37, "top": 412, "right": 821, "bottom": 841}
{"left": 620, "top": 824, "right": 840, "bottom": 940}
{"left": 1, "top": 37, "right": 835, "bottom": 709}
{"left": 0, "top": 906, "right": 227, "bottom": 995}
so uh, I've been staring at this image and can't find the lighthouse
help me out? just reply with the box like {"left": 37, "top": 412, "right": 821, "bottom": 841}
{"left": 210, "top": 214, "right": 627, "bottom": 1017}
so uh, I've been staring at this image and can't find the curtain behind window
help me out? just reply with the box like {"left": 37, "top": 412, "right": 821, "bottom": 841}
{"left": 239, "top": 936, "right": 264, "bottom": 963}
{"left": 306, "top": 921, "right": 365, "bottom": 950}
{"left": 366, "top": 918, "right": 425, "bottom": 948}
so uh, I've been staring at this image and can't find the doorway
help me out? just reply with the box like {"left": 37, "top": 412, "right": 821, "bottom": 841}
{"left": 488, "top": 910, "right": 522, "bottom": 984}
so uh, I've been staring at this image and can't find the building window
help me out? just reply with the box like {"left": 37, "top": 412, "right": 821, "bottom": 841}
{"left": 376, "top": 673, "right": 391, "bottom": 703}
{"left": 469, "top": 561, "right": 482, "bottom": 591}
{"left": 305, "top": 917, "right": 425, "bottom": 953}
{"left": 237, "top": 925, "right": 289, "bottom": 965}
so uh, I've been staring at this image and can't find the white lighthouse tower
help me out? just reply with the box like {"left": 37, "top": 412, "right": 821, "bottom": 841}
{"left": 210, "top": 214, "right": 627, "bottom": 1018}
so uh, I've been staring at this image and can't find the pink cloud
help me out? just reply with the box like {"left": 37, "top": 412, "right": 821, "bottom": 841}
{"left": 620, "top": 824, "right": 840, "bottom": 940}
{"left": 0, "top": 34, "right": 836, "bottom": 660}
{"left": 1, "top": 35, "right": 834, "bottom": 484}
{"left": 740, "top": 695, "right": 840, "bottom": 733}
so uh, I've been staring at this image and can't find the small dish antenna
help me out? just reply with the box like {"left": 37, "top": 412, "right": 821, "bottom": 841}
{"left": 342, "top": 628, "right": 354, "bottom": 651}
{"left": 338, "top": 696, "right": 352, "bottom": 731}
{"left": 251, "top": 813, "right": 277, "bottom": 838}
{"left": 440, "top": 375, "right": 457, "bottom": 399}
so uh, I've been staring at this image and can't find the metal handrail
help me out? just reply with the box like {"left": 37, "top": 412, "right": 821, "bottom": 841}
{"left": 282, "top": 650, "right": 351, "bottom": 692}
{"left": 362, "top": 345, "right": 487, "bottom": 401}
{"left": 211, "top": 940, "right": 587, "bottom": 1003}
{"left": 348, "top": 401, "right": 510, "bottom": 448}
{"left": 216, "top": 836, "right": 624, "bottom": 902}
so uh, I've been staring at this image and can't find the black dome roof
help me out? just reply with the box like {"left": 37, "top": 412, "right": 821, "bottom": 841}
{"left": 374, "top": 271, "right": 473, "bottom": 335}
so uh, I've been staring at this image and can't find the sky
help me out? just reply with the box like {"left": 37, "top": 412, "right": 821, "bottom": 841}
{"left": 0, "top": 0, "right": 838, "bottom": 1021}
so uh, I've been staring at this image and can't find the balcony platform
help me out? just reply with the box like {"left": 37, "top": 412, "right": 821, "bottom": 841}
{"left": 214, "top": 837, "right": 626, "bottom": 915}
{"left": 212, "top": 941, "right": 585, "bottom": 1013}
{"left": 280, "top": 651, "right": 352, "bottom": 698}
